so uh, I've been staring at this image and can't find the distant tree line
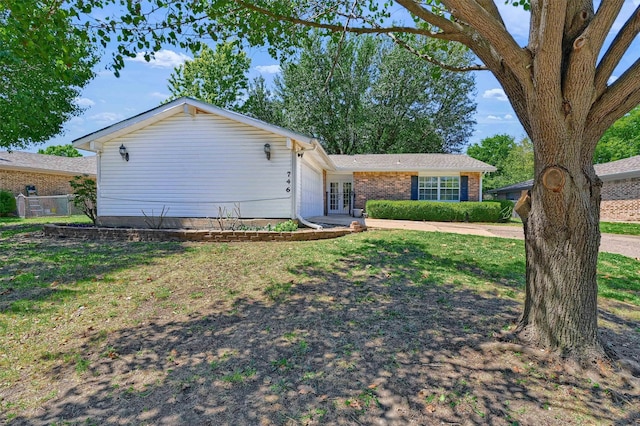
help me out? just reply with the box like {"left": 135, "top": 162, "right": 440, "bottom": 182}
{"left": 166, "top": 34, "right": 477, "bottom": 155}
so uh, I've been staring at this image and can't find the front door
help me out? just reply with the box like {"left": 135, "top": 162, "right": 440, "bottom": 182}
{"left": 328, "top": 180, "right": 352, "bottom": 215}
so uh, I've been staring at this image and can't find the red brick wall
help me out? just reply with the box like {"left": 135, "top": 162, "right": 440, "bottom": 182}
{"left": 0, "top": 170, "right": 86, "bottom": 196}
{"left": 600, "top": 177, "right": 640, "bottom": 221}
{"left": 461, "top": 172, "right": 481, "bottom": 201}
{"left": 353, "top": 171, "right": 485, "bottom": 209}
{"left": 353, "top": 171, "right": 415, "bottom": 209}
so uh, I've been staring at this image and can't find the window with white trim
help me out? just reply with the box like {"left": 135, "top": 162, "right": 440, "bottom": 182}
{"left": 418, "top": 176, "right": 460, "bottom": 201}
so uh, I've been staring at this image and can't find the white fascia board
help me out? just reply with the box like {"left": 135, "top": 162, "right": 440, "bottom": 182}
{"left": 73, "top": 103, "right": 183, "bottom": 151}
{"left": 336, "top": 166, "right": 496, "bottom": 173}
{"left": 600, "top": 170, "right": 640, "bottom": 181}
{"left": 73, "top": 97, "right": 322, "bottom": 153}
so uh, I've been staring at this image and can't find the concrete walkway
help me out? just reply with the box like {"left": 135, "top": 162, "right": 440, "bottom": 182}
{"left": 307, "top": 215, "right": 640, "bottom": 259}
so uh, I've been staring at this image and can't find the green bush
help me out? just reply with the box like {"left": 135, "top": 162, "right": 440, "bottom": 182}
{"left": 484, "top": 199, "right": 515, "bottom": 222}
{"left": 365, "top": 200, "right": 507, "bottom": 223}
{"left": 69, "top": 176, "right": 97, "bottom": 224}
{"left": 273, "top": 220, "right": 299, "bottom": 232}
{"left": 0, "top": 190, "right": 17, "bottom": 217}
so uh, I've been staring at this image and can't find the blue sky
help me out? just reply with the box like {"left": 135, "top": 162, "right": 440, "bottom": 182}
{"left": 39, "top": 1, "right": 640, "bottom": 154}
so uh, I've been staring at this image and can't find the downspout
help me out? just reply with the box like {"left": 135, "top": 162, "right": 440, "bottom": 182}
{"left": 96, "top": 150, "right": 102, "bottom": 219}
{"left": 479, "top": 172, "right": 484, "bottom": 201}
{"left": 297, "top": 214, "right": 323, "bottom": 230}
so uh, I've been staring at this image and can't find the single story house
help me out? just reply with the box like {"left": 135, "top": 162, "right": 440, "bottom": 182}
{"left": 0, "top": 151, "right": 96, "bottom": 196}
{"left": 73, "top": 97, "right": 496, "bottom": 228}
{"left": 490, "top": 155, "right": 640, "bottom": 222}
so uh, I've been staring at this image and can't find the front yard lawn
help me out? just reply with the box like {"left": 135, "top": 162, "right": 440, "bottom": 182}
{"left": 1, "top": 221, "right": 638, "bottom": 425}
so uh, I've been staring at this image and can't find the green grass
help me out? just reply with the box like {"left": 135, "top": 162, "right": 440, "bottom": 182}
{"left": 496, "top": 218, "right": 640, "bottom": 236}
{"left": 600, "top": 221, "right": 640, "bottom": 236}
{"left": 0, "top": 215, "right": 92, "bottom": 226}
{"left": 0, "top": 226, "right": 638, "bottom": 423}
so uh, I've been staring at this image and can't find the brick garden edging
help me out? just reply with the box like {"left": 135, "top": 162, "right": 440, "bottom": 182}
{"left": 43, "top": 222, "right": 366, "bottom": 242}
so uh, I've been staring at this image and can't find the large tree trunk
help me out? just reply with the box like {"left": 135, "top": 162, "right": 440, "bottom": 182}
{"left": 516, "top": 133, "right": 605, "bottom": 360}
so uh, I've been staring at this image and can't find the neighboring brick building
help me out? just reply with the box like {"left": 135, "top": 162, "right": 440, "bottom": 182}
{"left": 490, "top": 155, "right": 640, "bottom": 222}
{"left": 328, "top": 154, "right": 496, "bottom": 213}
{"left": 0, "top": 151, "right": 96, "bottom": 196}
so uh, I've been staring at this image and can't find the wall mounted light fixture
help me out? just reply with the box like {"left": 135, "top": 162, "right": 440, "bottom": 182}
{"left": 263, "top": 143, "right": 271, "bottom": 160}
{"left": 119, "top": 144, "right": 129, "bottom": 161}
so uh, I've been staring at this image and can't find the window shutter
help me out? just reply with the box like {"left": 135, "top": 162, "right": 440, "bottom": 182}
{"left": 411, "top": 176, "right": 418, "bottom": 200}
{"left": 460, "top": 176, "right": 469, "bottom": 201}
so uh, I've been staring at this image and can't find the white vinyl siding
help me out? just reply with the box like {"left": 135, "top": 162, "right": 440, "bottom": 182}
{"left": 98, "top": 112, "right": 294, "bottom": 218}
{"left": 298, "top": 160, "right": 324, "bottom": 217}
{"left": 418, "top": 176, "right": 460, "bottom": 202}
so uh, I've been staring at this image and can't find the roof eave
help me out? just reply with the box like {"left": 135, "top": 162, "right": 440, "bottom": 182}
{"left": 599, "top": 170, "right": 640, "bottom": 181}
{"left": 335, "top": 166, "right": 497, "bottom": 173}
{"left": 73, "top": 97, "right": 318, "bottom": 151}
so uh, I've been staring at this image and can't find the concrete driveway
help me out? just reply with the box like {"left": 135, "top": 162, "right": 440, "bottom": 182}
{"left": 308, "top": 216, "right": 640, "bottom": 260}
{"left": 366, "top": 218, "right": 640, "bottom": 260}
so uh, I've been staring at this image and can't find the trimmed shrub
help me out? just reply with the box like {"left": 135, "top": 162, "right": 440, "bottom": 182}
{"left": 273, "top": 220, "right": 299, "bottom": 232}
{"left": 0, "top": 190, "right": 17, "bottom": 216}
{"left": 484, "top": 199, "right": 515, "bottom": 222}
{"left": 365, "top": 200, "right": 506, "bottom": 223}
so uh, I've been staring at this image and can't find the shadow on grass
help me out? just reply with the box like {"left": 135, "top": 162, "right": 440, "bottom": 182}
{"left": 7, "top": 234, "right": 637, "bottom": 425}
{"left": 0, "top": 227, "right": 186, "bottom": 313}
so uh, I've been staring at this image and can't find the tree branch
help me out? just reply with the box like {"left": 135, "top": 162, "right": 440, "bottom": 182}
{"left": 385, "top": 33, "right": 488, "bottom": 72}
{"left": 529, "top": 1, "right": 567, "bottom": 121}
{"left": 395, "top": 0, "right": 464, "bottom": 34}
{"left": 476, "top": 0, "right": 505, "bottom": 27}
{"left": 325, "top": 0, "right": 359, "bottom": 87}
{"left": 588, "top": 57, "right": 640, "bottom": 138}
{"left": 230, "top": 0, "right": 451, "bottom": 38}
{"left": 582, "top": 0, "right": 624, "bottom": 56}
{"left": 594, "top": 5, "right": 640, "bottom": 97}
{"left": 440, "top": 0, "right": 531, "bottom": 86}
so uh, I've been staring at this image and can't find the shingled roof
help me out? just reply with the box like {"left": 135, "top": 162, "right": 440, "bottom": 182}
{"left": 0, "top": 151, "right": 96, "bottom": 176}
{"left": 491, "top": 155, "right": 640, "bottom": 194}
{"left": 594, "top": 155, "right": 640, "bottom": 179}
{"left": 329, "top": 153, "right": 496, "bottom": 172}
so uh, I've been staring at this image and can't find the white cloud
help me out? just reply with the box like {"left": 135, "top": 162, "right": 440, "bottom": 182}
{"left": 255, "top": 64, "right": 282, "bottom": 74}
{"left": 608, "top": 75, "right": 619, "bottom": 85}
{"left": 75, "top": 97, "right": 95, "bottom": 107}
{"left": 150, "top": 91, "right": 170, "bottom": 100}
{"left": 487, "top": 115, "right": 503, "bottom": 120}
{"left": 128, "top": 49, "right": 191, "bottom": 69}
{"left": 89, "top": 112, "right": 125, "bottom": 125}
{"left": 496, "top": 2, "right": 530, "bottom": 41}
{"left": 483, "top": 88, "right": 508, "bottom": 102}
{"left": 504, "top": 114, "right": 514, "bottom": 120}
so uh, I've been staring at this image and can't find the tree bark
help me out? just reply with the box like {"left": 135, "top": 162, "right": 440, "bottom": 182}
{"left": 517, "top": 137, "right": 605, "bottom": 360}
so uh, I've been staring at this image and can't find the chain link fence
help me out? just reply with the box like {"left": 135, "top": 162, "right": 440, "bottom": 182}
{"left": 15, "top": 194, "right": 83, "bottom": 218}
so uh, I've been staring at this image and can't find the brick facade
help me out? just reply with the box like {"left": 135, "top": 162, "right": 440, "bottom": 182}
{"left": 0, "top": 170, "right": 79, "bottom": 196}
{"left": 352, "top": 171, "right": 483, "bottom": 209}
{"left": 600, "top": 177, "right": 640, "bottom": 221}
{"left": 461, "top": 172, "right": 481, "bottom": 202}
{"left": 353, "top": 171, "right": 414, "bottom": 209}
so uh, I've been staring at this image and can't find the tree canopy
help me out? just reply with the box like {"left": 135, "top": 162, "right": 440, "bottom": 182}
{"left": 0, "top": 1, "right": 96, "bottom": 149}
{"left": 166, "top": 42, "right": 250, "bottom": 109}
{"left": 276, "top": 34, "right": 476, "bottom": 154}
{"left": 594, "top": 105, "right": 640, "bottom": 164}
{"left": 37, "top": 144, "right": 83, "bottom": 158}
{"left": 468, "top": 134, "right": 534, "bottom": 191}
